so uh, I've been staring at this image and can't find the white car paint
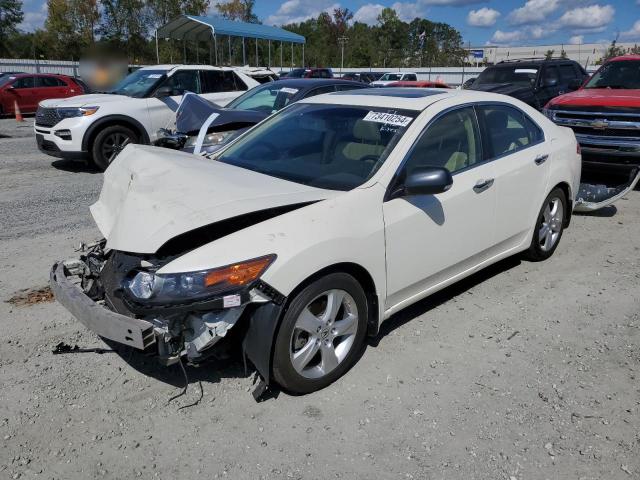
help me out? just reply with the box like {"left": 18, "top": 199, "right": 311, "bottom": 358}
{"left": 34, "top": 65, "right": 258, "bottom": 161}
{"left": 371, "top": 72, "right": 418, "bottom": 87}
{"left": 94, "top": 89, "right": 581, "bottom": 327}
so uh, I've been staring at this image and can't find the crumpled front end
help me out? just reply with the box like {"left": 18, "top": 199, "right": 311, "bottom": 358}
{"left": 50, "top": 240, "right": 283, "bottom": 366}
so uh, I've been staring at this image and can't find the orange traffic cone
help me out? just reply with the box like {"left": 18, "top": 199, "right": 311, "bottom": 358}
{"left": 13, "top": 100, "right": 23, "bottom": 122}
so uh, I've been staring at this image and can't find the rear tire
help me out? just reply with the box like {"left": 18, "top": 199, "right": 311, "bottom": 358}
{"left": 91, "top": 125, "right": 138, "bottom": 171}
{"left": 272, "top": 273, "right": 368, "bottom": 394}
{"left": 524, "top": 187, "right": 567, "bottom": 261}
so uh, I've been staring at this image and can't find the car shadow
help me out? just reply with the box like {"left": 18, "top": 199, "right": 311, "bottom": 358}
{"left": 369, "top": 256, "right": 522, "bottom": 347}
{"left": 51, "top": 159, "right": 101, "bottom": 174}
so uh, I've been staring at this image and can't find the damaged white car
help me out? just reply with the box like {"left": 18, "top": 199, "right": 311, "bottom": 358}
{"left": 51, "top": 88, "right": 581, "bottom": 396}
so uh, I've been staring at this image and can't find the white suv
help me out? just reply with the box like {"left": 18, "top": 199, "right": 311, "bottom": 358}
{"left": 35, "top": 65, "right": 259, "bottom": 170}
{"left": 371, "top": 72, "right": 418, "bottom": 87}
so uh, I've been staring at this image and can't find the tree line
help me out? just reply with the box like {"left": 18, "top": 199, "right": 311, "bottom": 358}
{"left": 0, "top": 0, "right": 467, "bottom": 68}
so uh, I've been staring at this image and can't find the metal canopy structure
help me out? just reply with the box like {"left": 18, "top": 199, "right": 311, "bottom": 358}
{"left": 156, "top": 15, "right": 305, "bottom": 68}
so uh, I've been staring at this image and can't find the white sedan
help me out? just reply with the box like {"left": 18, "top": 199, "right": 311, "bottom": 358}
{"left": 50, "top": 88, "right": 581, "bottom": 396}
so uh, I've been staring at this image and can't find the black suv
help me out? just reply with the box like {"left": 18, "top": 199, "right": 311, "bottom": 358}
{"left": 469, "top": 58, "right": 589, "bottom": 110}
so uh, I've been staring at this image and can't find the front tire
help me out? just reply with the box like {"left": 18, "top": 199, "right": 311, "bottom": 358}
{"left": 272, "top": 273, "right": 368, "bottom": 394}
{"left": 525, "top": 187, "right": 567, "bottom": 261}
{"left": 91, "top": 125, "right": 137, "bottom": 171}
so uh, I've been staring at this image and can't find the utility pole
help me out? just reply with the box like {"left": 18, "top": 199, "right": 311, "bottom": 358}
{"left": 338, "top": 36, "right": 348, "bottom": 73}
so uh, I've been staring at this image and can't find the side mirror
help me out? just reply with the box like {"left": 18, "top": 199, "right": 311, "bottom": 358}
{"left": 400, "top": 167, "right": 453, "bottom": 197}
{"left": 154, "top": 86, "right": 174, "bottom": 98}
{"left": 568, "top": 78, "right": 582, "bottom": 91}
{"left": 543, "top": 77, "right": 558, "bottom": 88}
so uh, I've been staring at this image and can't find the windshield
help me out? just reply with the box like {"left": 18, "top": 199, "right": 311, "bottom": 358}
{"left": 109, "top": 69, "right": 166, "bottom": 97}
{"left": 475, "top": 66, "right": 539, "bottom": 86}
{"left": 585, "top": 60, "right": 640, "bottom": 89}
{"left": 0, "top": 76, "right": 14, "bottom": 87}
{"left": 217, "top": 103, "right": 416, "bottom": 191}
{"left": 226, "top": 83, "right": 298, "bottom": 113}
{"left": 380, "top": 73, "right": 402, "bottom": 81}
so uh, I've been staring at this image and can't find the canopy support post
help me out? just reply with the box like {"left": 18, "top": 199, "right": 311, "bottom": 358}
{"left": 268, "top": 40, "right": 271, "bottom": 68}
{"left": 196, "top": 40, "right": 199, "bottom": 63}
{"left": 242, "top": 37, "right": 246, "bottom": 65}
{"left": 280, "top": 41, "right": 283, "bottom": 72}
{"left": 228, "top": 36, "right": 232, "bottom": 66}
{"left": 183, "top": 40, "right": 186, "bottom": 63}
{"left": 155, "top": 30, "right": 159, "bottom": 64}
{"left": 302, "top": 43, "right": 305, "bottom": 67}
{"left": 214, "top": 34, "right": 218, "bottom": 65}
{"left": 291, "top": 42, "right": 293, "bottom": 68}
{"left": 255, "top": 38, "right": 258, "bottom": 67}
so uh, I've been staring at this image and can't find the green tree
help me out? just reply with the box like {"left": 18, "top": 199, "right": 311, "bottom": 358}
{"left": 99, "top": 0, "right": 152, "bottom": 62}
{"left": 45, "top": 0, "right": 99, "bottom": 59}
{"left": 545, "top": 49, "right": 554, "bottom": 60}
{"left": 216, "top": 0, "right": 258, "bottom": 23}
{"left": 0, "top": 0, "right": 24, "bottom": 56}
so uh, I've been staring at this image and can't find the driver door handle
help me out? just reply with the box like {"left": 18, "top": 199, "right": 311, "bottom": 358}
{"left": 535, "top": 154, "right": 549, "bottom": 165}
{"left": 473, "top": 178, "right": 494, "bottom": 193}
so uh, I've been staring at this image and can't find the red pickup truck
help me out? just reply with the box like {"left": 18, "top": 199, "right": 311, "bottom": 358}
{"left": 544, "top": 55, "right": 640, "bottom": 169}
{"left": 544, "top": 55, "right": 640, "bottom": 211}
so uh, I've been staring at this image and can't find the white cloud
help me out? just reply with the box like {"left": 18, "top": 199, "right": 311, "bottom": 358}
{"left": 353, "top": 4, "right": 385, "bottom": 24}
{"left": 19, "top": 3, "right": 47, "bottom": 32}
{"left": 265, "top": 0, "right": 340, "bottom": 25}
{"left": 621, "top": 20, "right": 640, "bottom": 40}
{"left": 422, "top": 0, "right": 483, "bottom": 4}
{"left": 508, "top": 0, "right": 560, "bottom": 26}
{"left": 557, "top": 4, "right": 615, "bottom": 31}
{"left": 569, "top": 34, "right": 584, "bottom": 44}
{"left": 490, "top": 30, "right": 527, "bottom": 44}
{"left": 467, "top": 7, "right": 500, "bottom": 27}
{"left": 353, "top": 2, "right": 427, "bottom": 25}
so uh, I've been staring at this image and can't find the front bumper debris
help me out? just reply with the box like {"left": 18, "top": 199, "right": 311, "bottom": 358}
{"left": 574, "top": 167, "right": 640, "bottom": 212}
{"left": 50, "top": 261, "right": 156, "bottom": 350}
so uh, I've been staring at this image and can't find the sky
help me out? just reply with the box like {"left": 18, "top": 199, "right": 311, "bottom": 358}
{"left": 18, "top": 0, "right": 640, "bottom": 47}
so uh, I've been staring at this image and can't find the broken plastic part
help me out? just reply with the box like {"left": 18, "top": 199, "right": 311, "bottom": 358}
{"left": 575, "top": 167, "right": 640, "bottom": 212}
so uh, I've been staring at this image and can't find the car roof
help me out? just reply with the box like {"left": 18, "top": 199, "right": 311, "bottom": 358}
{"left": 493, "top": 59, "right": 578, "bottom": 68}
{"left": 1, "top": 73, "right": 69, "bottom": 78}
{"left": 608, "top": 55, "right": 640, "bottom": 63}
{"left": 299, "top": 88, "right": 519, "bottom": 112}
{"left": 139, "top": 64, "right": 238, "bottom": 72}
{"left": 274, "top": 78, "right": 364, "bottom": 88}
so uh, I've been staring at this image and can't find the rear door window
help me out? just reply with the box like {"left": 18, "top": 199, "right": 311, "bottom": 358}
{"left": 302, "top": 85, "right": 336, "bottom": 98}
{"left": 478, "top": 104, "right": 543, "bottom": 159}
{"left": 542, "top": 66, "right": 560, "bottom": 86}
{"left": 201, "top": 70, "right": 248, "bottom": 92}
{"left": 37, "top": 76, "right": 65, "bottom": 87}
{"left": 404, "top": 74, "right": 417, "bottom": 81}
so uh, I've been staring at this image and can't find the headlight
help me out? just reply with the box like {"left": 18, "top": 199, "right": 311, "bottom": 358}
{"left": 184, "top": 130, "right": 237, "bottom": 149}
{"left": 124, "top": 255, "right": 276, "bottom": 305}
{"left": 56, "top": 106, "right": 99, "bottom": 119}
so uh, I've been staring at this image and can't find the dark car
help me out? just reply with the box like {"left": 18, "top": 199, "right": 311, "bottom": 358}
{"left": 341, "top": 72, "right": 378, "bottom": 83}
{"left": 281, "top": 68, "right": 333, "bottom": 79}
{"left": 0, "top": 73, "right": 85, "bottom": 115}
{"left": 469, "top": 59, "right": 588, "bottom": 110}
{"left": 155, "top": 78, "right": 366, "bottom": 153}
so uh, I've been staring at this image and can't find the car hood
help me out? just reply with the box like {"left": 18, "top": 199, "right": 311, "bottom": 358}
{"left": 40, "top": 93, "right": 133, "bottom": 108}
{"left": 470, "top": 83, "right": 531, "bottom": 97}
{"left": 548, "top": 88, "right": 640, "bottom": 108}
{"left": 176, "top": 93, "right": 268, "bottom": 134}
{"left": 90, "top": 144, "right": 337, "bottom": 254}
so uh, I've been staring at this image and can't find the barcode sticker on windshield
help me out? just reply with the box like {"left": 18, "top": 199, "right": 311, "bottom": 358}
{"left": 148, "top": 74, "right": 162, "bottom": 78}
{"left": 363, "top": 111, "right": 412, "bottom": 127}
{"left": 280, "top": 87, "right": 298, "bottom": 94}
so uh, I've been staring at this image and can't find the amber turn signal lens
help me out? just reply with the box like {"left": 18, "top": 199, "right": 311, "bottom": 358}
{"left": 204, "top": 256, "right": 274, "bottom": 288}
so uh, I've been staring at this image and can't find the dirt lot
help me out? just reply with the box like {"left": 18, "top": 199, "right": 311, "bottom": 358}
{"left": 0, "top": 118, "right": 638, "bottom": 480}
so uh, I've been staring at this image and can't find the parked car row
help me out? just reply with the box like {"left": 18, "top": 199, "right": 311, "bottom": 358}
{"left": 1, "top": 73, "right": 86, "bottom": 115}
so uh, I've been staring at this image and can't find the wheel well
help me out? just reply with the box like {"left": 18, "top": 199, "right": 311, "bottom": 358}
{"left": 83, "top": 117, "right": 148, "bottom": 153}
{"left": 552, "top": 181, "right": 572, "bottom": 227}
{"left": 286, "top": 263, "right": 380, "bottom": 337}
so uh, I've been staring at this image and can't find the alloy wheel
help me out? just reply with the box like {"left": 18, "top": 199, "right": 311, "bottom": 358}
{"left": 538, "top": 196, "right": 564, "bottom": 252}
{"left": 101, "top": 132, "right": 131, "bottom": 164}
{"left": 290, "top": 289, "right": 359, "bottom": 379}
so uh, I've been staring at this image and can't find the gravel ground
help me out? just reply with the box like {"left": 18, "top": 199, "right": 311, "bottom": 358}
{"left": 0, "top": 117, "right": 639, "bottom": 480}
